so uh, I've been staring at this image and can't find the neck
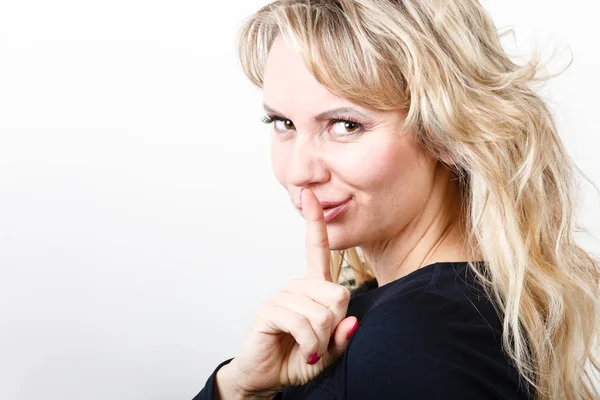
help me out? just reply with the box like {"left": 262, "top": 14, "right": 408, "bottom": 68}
{"left": 359, "top": 163, "right": 479, "bottom": 286}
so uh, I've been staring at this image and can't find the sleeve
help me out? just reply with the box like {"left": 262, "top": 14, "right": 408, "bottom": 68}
{"left": 344, "top": 294, "right": 525, "bottom": 400}
{"left": 191, "top": 357, "right": 234, "bottom": 400}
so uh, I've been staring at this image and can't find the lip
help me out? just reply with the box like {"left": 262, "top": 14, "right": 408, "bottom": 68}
{"left": 295, "top": 198, "right": 350, "bottom": 210}
{"left": 322, "top": 199, "right": 350, "bottom": 222}
{"left": 296, "top": 198, "right": 351, "bottom": 223}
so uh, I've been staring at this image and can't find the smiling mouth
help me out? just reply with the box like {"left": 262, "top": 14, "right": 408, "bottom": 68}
{"left": 293, "top": 197, "right": 347, "bottom": 222}
{"left": 295, "top": 198, "right": 351, "bottom": 211}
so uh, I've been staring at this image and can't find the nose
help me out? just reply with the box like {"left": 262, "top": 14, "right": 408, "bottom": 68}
{"left": 286, "top": 133, "right": 330, "bottom": 189}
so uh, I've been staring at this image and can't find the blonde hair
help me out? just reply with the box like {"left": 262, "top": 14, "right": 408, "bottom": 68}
{"left": 236, "top": 0, "right": 600, "bottom": 398}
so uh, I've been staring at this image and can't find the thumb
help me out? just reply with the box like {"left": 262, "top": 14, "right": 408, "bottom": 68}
{"left": 325, "top": 316, "right": 359, "bottom": 362}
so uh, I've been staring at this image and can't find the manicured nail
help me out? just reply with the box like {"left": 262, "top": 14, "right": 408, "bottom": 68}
{"left": 308, "top": 352, "right": 320, "bottom": 365}
{"left": 347, "top": 319, "right": 359, "bottom": 340}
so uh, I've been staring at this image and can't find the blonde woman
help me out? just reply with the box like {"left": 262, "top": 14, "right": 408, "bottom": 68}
{"left": 193, "top": 1, "right": 600, "bottom": 399}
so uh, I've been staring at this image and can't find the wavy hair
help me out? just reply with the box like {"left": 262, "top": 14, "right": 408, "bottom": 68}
{"left": 235, "top": 0, "right": 600, "bottom": 398}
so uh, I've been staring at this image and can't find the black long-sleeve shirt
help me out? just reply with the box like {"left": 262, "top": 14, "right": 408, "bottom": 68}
{"left": 192, "top": 261, "right": 534, "bottom": 399}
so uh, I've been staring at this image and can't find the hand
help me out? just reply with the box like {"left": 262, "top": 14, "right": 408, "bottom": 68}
{"left": 227, "top": 188, "right": 358, "bottom": 396}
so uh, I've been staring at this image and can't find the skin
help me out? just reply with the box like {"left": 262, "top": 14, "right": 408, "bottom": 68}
{"left": 263, "top": 35, "right": 481, "bottom": 287}
{"left": 215, "top": 187, "right": 358, "bottom": 398}
{"left": 211, "top": 35, "right": 485, "bottom": 399}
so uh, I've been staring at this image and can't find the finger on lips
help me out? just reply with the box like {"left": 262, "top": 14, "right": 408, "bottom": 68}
{"left": 302, "top": 188, "right": 333, "bottom": 282}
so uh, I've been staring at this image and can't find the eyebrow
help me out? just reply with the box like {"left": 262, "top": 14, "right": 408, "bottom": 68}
{"left": 263, "top": 104, "right": 368, "bottom": 120}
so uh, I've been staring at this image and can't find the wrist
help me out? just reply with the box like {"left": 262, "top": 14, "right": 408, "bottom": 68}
{"left": 216, "top": 361, "right": 278, "bottom": 400}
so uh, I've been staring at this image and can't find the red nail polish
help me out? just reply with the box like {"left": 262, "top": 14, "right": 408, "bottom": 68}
{"left": 308, "top": 352, "right": 320, "bottom": 365}
{"left": 347, "top": 319, "right": 359, "bottom": 340}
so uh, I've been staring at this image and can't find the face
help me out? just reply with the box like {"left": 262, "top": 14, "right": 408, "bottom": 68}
{"left": 262, "top": 35, "right": 440, "bottom": 251}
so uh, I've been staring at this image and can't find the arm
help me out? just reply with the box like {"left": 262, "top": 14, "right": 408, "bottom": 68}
{"left": 191, "top": 358, "right": 234, "bottom": 400}
{"left": 214, "top": 362, "right": 252, "bottom": 400}
{"left": 215, "top": 363, "right": 279, "bottom": 400}
{"left": 192, "top": 358, "right": 280, "bottom": 400}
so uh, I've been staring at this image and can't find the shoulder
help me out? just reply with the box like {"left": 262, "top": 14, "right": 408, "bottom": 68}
{"left": 347, "top": 288, "right": 475, "bottom": 361}
{"left": 344, "top": 283, "right": 531, "bottom": 399}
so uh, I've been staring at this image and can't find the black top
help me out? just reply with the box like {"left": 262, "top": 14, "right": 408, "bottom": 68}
{"left": 192, "top": 261, "right": 534, "bottom": 399}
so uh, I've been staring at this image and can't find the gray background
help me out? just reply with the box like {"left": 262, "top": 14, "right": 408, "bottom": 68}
{"left": 0, "top": 0, "right": 598, "bottom": 398}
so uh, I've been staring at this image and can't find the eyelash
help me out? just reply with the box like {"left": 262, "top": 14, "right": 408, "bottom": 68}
{"left": 260, "top": 114, "right": 365, "bottom": 136}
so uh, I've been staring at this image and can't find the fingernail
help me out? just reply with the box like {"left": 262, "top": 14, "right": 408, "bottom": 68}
{"left": 308, "top": 352, "right": 320, "bottom": 365}
{"left": 347, "top": 319, "right": 359, "bottom": 340}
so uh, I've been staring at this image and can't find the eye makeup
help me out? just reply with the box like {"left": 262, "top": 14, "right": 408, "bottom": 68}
{"left": 260, "top": 114, "right": 367, "bottom": 137}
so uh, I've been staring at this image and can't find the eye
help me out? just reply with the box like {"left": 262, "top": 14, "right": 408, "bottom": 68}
{"left": 330, "top": 119, "right": 362, "bottom": 135}
{"left": 260, "top": 115, "right": 295, "bottom": 134}
{"left": 260, "top": 115, "right": 365, "bottom": 137}
{"left": 275, "top": 118, "right": 295, "bottom": 132}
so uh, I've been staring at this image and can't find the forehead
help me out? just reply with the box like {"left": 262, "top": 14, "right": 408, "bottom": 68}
{"left": 263, "top": 36, "right": 353, "bottom": 116}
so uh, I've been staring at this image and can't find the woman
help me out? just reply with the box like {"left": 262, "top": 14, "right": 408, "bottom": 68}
{"left": 193, "top": 0, "right": 600, "bottom": 399}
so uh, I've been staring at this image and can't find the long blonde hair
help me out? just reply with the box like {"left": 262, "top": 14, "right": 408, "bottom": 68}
{"left": 236, "top": 1, "right": 600, "bottom": 398}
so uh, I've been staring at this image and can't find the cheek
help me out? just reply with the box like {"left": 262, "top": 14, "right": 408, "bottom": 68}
{"left": 336, "top": 136, "right": 437, "bottom": 218}
{"left": 339, "top": 140, "right": 428, "bottom": 190}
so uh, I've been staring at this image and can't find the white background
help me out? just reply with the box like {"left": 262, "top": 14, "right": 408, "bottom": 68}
{"left": 0, "top": 1, "right": 598, "bottom": 399}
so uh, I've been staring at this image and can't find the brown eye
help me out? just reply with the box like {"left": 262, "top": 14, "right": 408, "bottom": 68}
{"left": 274, "top": 119, "right": 295, "bottom": 131}
{"left": 330, "top": 120, "right": 363, "bottom": 135}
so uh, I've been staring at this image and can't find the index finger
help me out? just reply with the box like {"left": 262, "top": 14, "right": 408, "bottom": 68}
{"left": 301, "top": 188, "right": 333, "bottom": 281}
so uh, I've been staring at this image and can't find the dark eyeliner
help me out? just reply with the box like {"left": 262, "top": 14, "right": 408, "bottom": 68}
{"left": 260, "top": 114, "right": 365, "bottom": 135}
{"left": 324, "top": 115, "right": 366, "bottom": 135}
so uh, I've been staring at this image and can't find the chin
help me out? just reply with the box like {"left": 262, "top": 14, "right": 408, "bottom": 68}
{"left": 325, "top": 235, "right": 344, "bottom": 252}
{"left": 325, "top": 227, "right": 360, "bottom": 252}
